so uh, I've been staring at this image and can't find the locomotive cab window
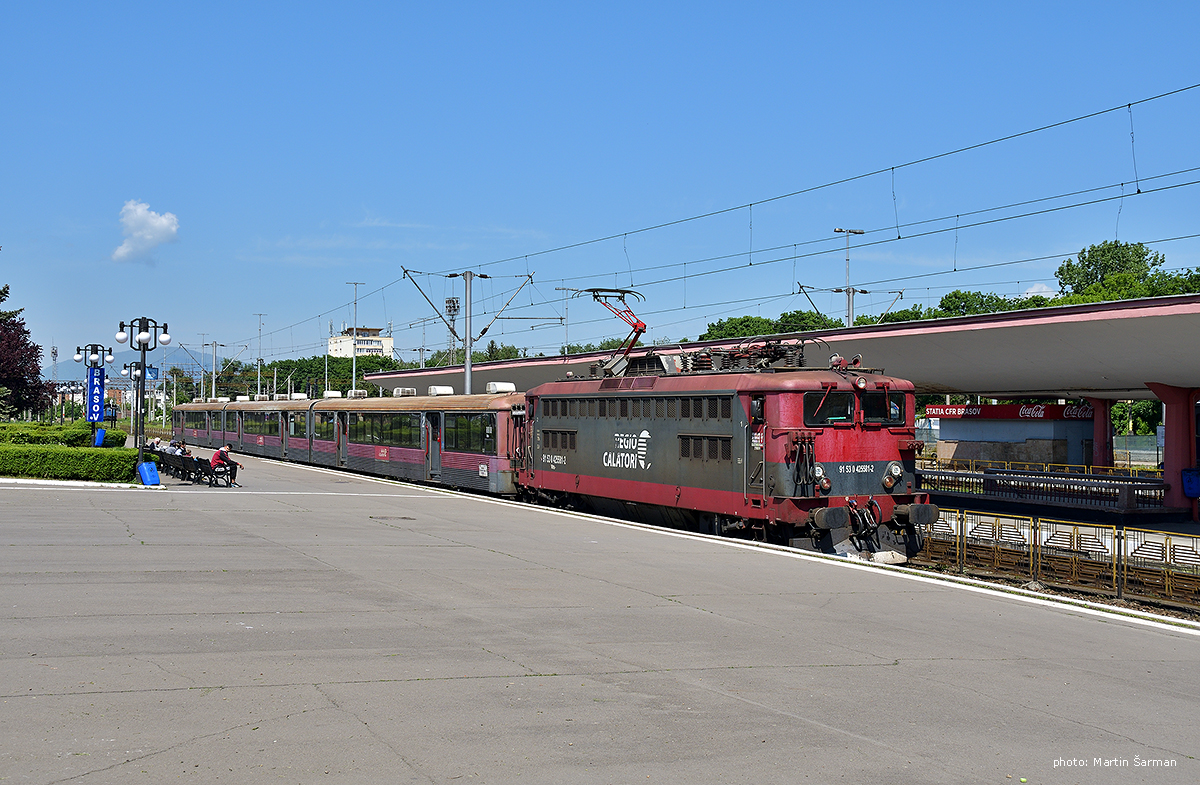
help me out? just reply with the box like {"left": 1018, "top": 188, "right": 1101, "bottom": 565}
{"left": 803, "top": 391, "right": 855, "bottom": 425}
{"left": 861, "top": 392, "right": 905, "bottom": 424}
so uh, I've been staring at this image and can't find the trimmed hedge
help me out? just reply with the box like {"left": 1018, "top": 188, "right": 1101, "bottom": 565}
{"left": 0, "top": 423, "right": 127, "bottom": 448}
{"left": 0, "top": 444, "right": 150, "bottom": 483}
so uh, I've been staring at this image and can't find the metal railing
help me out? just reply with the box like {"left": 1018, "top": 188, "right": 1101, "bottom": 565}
{"left": 916, "top": 510, "right": 1200, "bottom": 609}
{"left": 919, "top": 457, "right": 1162, "bottom": 480}
{"left": 918, "top": 467, "right": 1168, "bottom": 509}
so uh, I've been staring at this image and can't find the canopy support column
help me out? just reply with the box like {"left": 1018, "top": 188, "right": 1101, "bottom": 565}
{"left": 1085, "top": 397, "right": 1114, "bottom": 469}
{"left": 1144, "top": 383, "right": 1199, "bottom": 519}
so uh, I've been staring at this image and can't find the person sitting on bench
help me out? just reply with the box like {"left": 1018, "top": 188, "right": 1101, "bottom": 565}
{"left": 211, "top": 444, "right": 243, "bottom": 487}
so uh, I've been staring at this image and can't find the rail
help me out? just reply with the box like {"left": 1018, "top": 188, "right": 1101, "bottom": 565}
{"left": 917, "top": 467, "right": 1168, "bottom": 509}
{"left": 915, "top": 510, "right": 1200, "bottom": 610}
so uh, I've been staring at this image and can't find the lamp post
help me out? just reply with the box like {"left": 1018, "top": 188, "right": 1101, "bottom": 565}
{"left": 120, "top": 362, "right": 143, "bottom": 431}
{"left": 58, "top": 381, "right": 84, "bottom": 423}
{"left": 116, "top": 317, "right": 171, "bottom": 468}
{"left": 74, "top": 343, "right": 115, "bottom": 433}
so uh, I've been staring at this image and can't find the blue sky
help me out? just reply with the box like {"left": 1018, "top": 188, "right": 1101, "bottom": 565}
{"left": 4, "top": 2, "right": 1199, "bottom": 381}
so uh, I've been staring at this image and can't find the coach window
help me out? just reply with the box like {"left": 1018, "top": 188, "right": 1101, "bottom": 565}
{"left": 289, "top": 413, "right": 307, "bottom": 438}
{"left": 862, "top": 392, "right": 905, "bottom": 425}
{"left": 313, "top": 413, "right": 336, "bottom": 441}
{"left": 804, "top": 391, "right": 855, "bottom": 426}
{"left": 445, "top": 413, "right": 496, "bottom": 454}
{"left": 392, "top": 413, "right": 420, "bottom": 448}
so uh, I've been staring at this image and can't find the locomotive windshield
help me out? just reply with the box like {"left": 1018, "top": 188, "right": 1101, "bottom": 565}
{"left": 861, "top": 391, "right": 905, "bottom": 425}
{"left": 804, "top": 391, "right": 855, "bottom": 425}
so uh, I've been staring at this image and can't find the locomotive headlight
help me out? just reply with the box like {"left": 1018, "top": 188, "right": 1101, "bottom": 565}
{"left": 813, "top": 464, "right": 825, "bottom": 479}
{"left": 882, "top": 461, "right": 903, "bottom": 491}
{"left": 854, "top": 376, "right": 868, "bottom": 389}
{"left": 819, "top": 477, "right": 832, "bottom": 492}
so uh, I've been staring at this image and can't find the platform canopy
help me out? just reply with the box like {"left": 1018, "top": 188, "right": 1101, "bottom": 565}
{"left": 816, "top": 293, "right": 1200, "bottom": 400}
{"left": 367, "top": 294, "right": 1200, "bottom": 401}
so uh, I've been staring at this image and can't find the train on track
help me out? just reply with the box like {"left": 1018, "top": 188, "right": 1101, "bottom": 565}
{"left": 173, "top": 341, "right": 937, "bottom": 562}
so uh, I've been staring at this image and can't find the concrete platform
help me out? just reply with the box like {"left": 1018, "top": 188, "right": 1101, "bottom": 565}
{"left": 2, "top": 455, "right": 1198, "bottom": 784}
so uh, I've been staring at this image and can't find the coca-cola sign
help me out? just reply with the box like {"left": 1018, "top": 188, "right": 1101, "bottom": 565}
{"left": 924, "top": 404, "right": 1094, "bottom": 420}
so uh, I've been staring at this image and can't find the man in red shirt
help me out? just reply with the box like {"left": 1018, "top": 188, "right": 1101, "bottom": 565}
{"left": 211, "top": 444, "right": 243, "bottom": 487}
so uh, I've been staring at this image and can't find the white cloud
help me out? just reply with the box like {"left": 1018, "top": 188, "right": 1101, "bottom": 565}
{"left": 1023, "top": 283, "right": 1056, "bottom": 297}
{"left": 112, "top": 200, "right": 179, "bottom": 262}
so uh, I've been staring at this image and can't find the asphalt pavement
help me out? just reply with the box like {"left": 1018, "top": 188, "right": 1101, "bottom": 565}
{"left": 2, "top": 454, "right": 1198, "bottom": 784}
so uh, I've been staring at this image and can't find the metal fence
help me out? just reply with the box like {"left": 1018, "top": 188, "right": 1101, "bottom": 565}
{"left": 917, "top": 467, "right": 1168, "bottom": 509}
{"left": 919, "top": 457, "right": 1162, "bottom": 480}
{"left": 915, "top": 509, "right": 1200, "bottom": 609}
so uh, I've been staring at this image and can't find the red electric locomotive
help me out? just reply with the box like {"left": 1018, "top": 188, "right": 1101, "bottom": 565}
{"left": 518, "top": 342, "right": 937, "bottom": 562}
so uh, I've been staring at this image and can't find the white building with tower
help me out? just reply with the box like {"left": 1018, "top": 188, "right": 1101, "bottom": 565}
{"left": 328, "top": 327, "right": 393, "bottom": 358}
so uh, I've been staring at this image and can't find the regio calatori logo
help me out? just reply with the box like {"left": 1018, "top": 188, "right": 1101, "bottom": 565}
{"left": 604, "top": 430, "right": 652, "bottom": 470}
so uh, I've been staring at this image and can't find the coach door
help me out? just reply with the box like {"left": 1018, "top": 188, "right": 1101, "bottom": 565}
{"left": 337, "top": 412, "right": 348, "bottom": 467}
{"left": 426, "top": 412, "right": 442, "bottom": 480}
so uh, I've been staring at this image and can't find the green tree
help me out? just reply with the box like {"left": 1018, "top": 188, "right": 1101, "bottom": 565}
{"left": 775, "top": 309, "right": 842, "bottom": 332}
{"left": 479, "top": 341, "right": 523, "bottom": 361}
{"left": 1111, "top": 400, "right": 1162, "bottom": 436}
{"left": 699, "top": 316, "right": 778, "bottom": 341}
{"left": 1055, "top": 241, "right": 1165, "bottom": 295}
{"left": 0, "top": 285, "right": 22, "bottom": 321}
{"left": 929, "top": 290, "right": 1019, "bottom": 317}
{"left": 0, "top": 385, "right": 16, "bottom": 419}
{"left": 562, "top": 337, "right": 641, "bottom": 354}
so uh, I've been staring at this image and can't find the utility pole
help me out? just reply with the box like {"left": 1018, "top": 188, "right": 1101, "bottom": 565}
{"left": 449, "top": 271, "right": 485, "bottom": 394}
{"left": 833, "top": 228, "right": 866, "bottom": 327}
{"left": 404, "top": 268, "right": 533, "bottom": 394}
{"left": 198, "top": 333, "right": 207, "bottom": 400}
{"left": 409, "top": 316, "right": 437, "bottom": 368}
{"left": 253, "top": 314, "right": 266, "bottom": 397}
{"left": 346, "top": 283, "right": 364, "bottom": 396}
{"left": 210, "top": 342, "right": 224, "bottom": 399}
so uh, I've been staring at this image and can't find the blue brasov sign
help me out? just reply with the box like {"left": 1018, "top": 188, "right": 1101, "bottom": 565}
{"left": 86, "top": 367, "right": 106, "bottom": 423}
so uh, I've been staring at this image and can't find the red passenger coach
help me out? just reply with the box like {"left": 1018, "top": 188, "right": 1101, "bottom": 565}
{"left": 518, "top": 344, "right": 937, "bottom": 561}
{"left": 173, "top": 391, "right": 527, "bottom": 495}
